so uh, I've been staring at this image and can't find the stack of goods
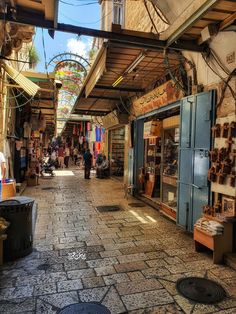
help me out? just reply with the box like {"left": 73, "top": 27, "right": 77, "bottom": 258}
{"left": 195, "top": 218, "right": 224, "bottom": 236}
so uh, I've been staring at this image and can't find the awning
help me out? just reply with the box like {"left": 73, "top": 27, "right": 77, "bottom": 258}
{"left": 73, "top": 40, "right": 180, "bottom": 115}
{"left": 160, "top": 0, "right": 236, "bottom": 45}
{"left": 3, "top": 62, "right": 40, "bottom": 96}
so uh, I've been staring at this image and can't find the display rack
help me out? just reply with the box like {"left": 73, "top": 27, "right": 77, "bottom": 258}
{"left": 194, "top": 115, "right": 236, "bottom": 263}
{"left": 161, "top": 124, "right": 179, "bottom": 218}
{"left": 110, "top": 127, "right": 125, "bottom": 175}
{"left": 144, "top": 138, "right": 161, "bottom": 198}
{"left": 194, "top": 215, "right": 233, "bottom": 264}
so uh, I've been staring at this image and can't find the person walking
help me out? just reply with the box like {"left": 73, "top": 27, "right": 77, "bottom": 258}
{"left": 83, "top": 149, "right": 92, "bottom": 179}
{"left": 58, "top": 145, "right": 65, "bottom": 168}
{"left": 64, "top": 145, "right": 70, "bottom": 168}
{"left": 73, "top": 146, "right": 79, "bottom": 165}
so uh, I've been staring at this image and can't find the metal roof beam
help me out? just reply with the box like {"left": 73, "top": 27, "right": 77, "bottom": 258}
{"left": 0, "top": 8, "right": 204, "bottom": 52}
{"left": 74, "top": 109, "right": 109, "bottom": 116}
{"left": 88, "top": 95, "right": 120, "bottom": 101}
{"left": 95, "top": 85, "right": 145, "bottom": 93}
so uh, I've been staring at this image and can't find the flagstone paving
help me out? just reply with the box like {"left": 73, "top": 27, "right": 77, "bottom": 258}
{"left": 1, "top": 169, "right": 236, "bottom": 313}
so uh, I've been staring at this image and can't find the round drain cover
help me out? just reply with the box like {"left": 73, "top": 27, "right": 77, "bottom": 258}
{"left": 58, "top": 303, "right": 111, "bottom": 314}
{"left": 176, "top": 277, "right": 226, "bottom": 304}
{"left": 128, "top": 203, "right": 145, "bottom": 208}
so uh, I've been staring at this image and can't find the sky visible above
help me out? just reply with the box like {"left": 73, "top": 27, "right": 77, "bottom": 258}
{"left": 35, "top": 0, "right": 102, "bottom": 72}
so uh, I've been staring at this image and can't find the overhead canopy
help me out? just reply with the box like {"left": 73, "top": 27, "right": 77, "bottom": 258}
{"left": 61, "top": 115, "right": 91, "bottom": 137}
{"left": 23, "top": 71, "right": 58, "bottom": 135}
{"left": 73, "top": 40, "right": 180, "bottom": 115}
{"left": 3, "top": 62, "right": 40, "bottom": 96}
{"left": 160, "top": 0, "right": 236, "bottom": 45}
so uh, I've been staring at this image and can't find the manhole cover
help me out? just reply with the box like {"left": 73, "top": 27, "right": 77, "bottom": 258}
{"left": 128, "top": 202, "right": 145, "bottom": 207}
{"left": 176, "top": 277, "right": 226, "bottom": 304}
{"left": 58, "top": 303, "right": 111, "bottom": 314}
{"left": 37, "top": 263, "right": 51, "bottom": 270}
{"left": 41, "top": 187, "right": 56, "bottom": 190}
{"left": 96, "top": 205, "right": 122, "bottom": 212}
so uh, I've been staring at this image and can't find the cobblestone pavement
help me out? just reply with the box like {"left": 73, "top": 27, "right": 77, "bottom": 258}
{"left": 1, "top": 169, "right": 236, "bottom": 313}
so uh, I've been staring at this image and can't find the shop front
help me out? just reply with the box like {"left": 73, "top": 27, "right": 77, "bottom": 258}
{"left": 102, "top": 110, "right": 128, "bottom": 178}
{"left": 131, "top": 80, "right": 216, "bottom": 230}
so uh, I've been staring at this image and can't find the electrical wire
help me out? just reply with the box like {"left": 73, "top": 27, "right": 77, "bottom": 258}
{"left": 216, "top": 68, "right": 236, "bottom": 109}
{"left": 60, "top": 8, "right": 113, "bottom": 25}
{"left": 201, "top": 53, "right": 235, "bottom": 99}
{"left": 59, "top": 0, "right": 98, "bottom": 6}
{"left": 209, "top": 48, "right": 230, "bottom": 76}
{"left": 150, "top": 0, "right": 169, "bottom": 25}
{"left": 41, "top": 28, "right": 49, "bottom": 78}
{"left": 163, "top": 50, "right": 187, "bottom": 94}
{"left": 143, "top": 0, "right": 159, "bottom": 34}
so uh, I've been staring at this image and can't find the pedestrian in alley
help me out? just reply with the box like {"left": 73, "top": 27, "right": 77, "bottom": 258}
{"left": 73, "top": 146, "right": 79, "bottom": 165}
{"left": 58, "top": 145, "right": 65, "bottom": 168}
{"left": 83, "top": 148, "right": 92, "bottom": 179}
{"left": 64, "top": 145, "right": 70, "bottom": 168}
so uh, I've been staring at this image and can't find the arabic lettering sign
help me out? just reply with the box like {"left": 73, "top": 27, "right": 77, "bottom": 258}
{"left": 133, "top": 80, "right": 183, "bottom": 116}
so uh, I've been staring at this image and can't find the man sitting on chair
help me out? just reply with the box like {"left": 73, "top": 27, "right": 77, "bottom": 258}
{"left": 96, "top": 155, "right": 109, "bottom": 178}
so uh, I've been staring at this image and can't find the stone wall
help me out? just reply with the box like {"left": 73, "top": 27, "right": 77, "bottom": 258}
{"left": 124, "top": 0, "right": 168, "bottom": 34}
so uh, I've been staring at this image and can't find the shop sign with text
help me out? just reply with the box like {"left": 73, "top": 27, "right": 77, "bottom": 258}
{"left": 133, "top": 80, "right": 183, "bottom": 116}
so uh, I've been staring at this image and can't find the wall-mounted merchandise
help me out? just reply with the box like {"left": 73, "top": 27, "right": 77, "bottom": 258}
{"left": 210, "top": 115, "right": 236, "bottom": 197}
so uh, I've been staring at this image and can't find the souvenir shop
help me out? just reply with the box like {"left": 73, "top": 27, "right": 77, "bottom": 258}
{"left": 71, "top": 121, "right": 91, "bottom": 152}
{"left": 131, "top": 80, "right": 217, "bottom": 232}
{"left": 102, "top": 110, "right": 129, "bottom": 177}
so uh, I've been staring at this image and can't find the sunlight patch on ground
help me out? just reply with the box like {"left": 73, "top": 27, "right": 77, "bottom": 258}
{"left": 129, "top": 210, "right": 148, "bottom": 224}
{"left": 54, "top": 170, "right": 75, "bottom": 177}
{"left": 146, "top": 215, "right": 157, "bottom": 222}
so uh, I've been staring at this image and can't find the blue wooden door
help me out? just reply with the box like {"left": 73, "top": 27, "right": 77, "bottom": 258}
{"left": 178, "top": 90, "right": 215, "bottom": 231}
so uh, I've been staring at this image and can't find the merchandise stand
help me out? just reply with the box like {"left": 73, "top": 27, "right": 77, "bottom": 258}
{"left": 194, "top": 215, "right": 233, "bottom": 264}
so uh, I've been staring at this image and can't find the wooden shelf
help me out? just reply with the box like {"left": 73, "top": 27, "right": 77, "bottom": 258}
{"left": 162, "top": 175, "right": 177, "bottom": 187}
{"left": 194, "top": 220, "right": 233, "bottom": 264}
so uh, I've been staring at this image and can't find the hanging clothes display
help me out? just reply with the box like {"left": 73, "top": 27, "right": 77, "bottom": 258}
{"left": 87, "top": 122, "right": 91, "bottom": 131}
{"left": 96, "top": 126, "right": 101, "bottom": 142}
{"left": 79, "top": 135, "right": 83, "bottom": 145}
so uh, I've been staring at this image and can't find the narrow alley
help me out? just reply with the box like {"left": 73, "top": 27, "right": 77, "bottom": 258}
{"left": 0, "top": 169, "right": 236, "bottom": 313}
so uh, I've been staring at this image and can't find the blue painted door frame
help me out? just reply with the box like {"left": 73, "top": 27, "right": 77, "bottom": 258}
{"left": 177, "top": 90, "right": 216, "bottom": 232}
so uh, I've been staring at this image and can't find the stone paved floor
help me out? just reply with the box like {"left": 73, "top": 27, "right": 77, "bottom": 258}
{"left": 1, "top": 168, "right": 236, "bottom": 313}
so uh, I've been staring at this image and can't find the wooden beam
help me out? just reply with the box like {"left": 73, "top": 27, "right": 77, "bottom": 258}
{"left": 88, "top": 95, "right": 120, "bottom": 101}
{"left": 219, "top": 12, "right": 236, "bottom": 30}
{"left": 160, "top": 0, "right": 219, "bottom": 45}
{"left": 0, "top": 8, "right": 204, "bottom": 52}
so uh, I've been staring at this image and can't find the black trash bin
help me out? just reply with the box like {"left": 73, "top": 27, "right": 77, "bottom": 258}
{"left": 0, "top": 196, "right": 34, "bottom": 262}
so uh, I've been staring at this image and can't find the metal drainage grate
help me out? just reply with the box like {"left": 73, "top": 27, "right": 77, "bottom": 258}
{"left": 96, "top": 205, "right": 122, "bottom": 212}
{"left": 58, "top": 303, "right": 111, "bottom": 314}
{"left": 41, "top": 187, "right": 57, "bottom": 191}
{"left": 128, "top": 202, "right": 145, "bottom": 208}
{"left": 37, "top": 263, "right": 51, "bottom": 271}
{"left": 176, "top": 277, "right": 226, "bottom": 304}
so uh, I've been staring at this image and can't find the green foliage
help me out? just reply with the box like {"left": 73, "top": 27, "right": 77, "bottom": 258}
{"left": 28, "top": 45, "right": 40, "bottom": 67}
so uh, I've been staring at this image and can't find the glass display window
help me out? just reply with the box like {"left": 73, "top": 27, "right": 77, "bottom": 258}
{"left": 161, "top": 126, "right": 179, "bottom": 211}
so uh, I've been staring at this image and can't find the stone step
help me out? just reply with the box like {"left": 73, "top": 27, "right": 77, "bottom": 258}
{"left": 224, "top": 253, "right": 236, "bottom": 271}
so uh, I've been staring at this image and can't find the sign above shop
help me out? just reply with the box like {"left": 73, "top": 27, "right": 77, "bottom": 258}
{"left": 143, "top": 120, "right": 162, "bottom": 139}
{"left": 101, "top": 110, "right": 129, "bottom": 129}
{"left": 133, "top": 80, "right": 183, "bottom": 116}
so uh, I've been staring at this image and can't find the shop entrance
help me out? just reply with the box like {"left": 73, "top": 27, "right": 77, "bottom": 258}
{"left": 109, "top": 127, "right": 125, "bottom": 177}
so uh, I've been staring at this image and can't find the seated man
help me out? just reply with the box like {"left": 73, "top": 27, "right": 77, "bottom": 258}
{"left": 96, "top": 155, "right": 110, "bottom": 178}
